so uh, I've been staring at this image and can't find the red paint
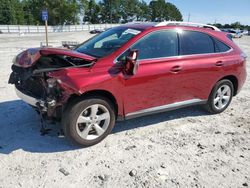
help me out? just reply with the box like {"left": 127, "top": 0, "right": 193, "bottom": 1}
{"left": 15, "top": 48, "right": 96, "bottom": 68}
{"left": 16, "top": 48, "right": 41, "bottom": 68}
{"left": 40, "top": 48, "right": 96, "bottom": 61}
{"left": 15, "top": 25, "right": 248, "bottom": 118}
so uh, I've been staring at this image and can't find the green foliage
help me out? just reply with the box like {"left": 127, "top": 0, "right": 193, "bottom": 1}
{"left": 212, "top": 22, "right": 250, "bottom": 30}
{"left": 1, "top": 0, "right": 249, "bottom": 30}
{"left": 230, "top": 22, "right": 241, "bottom": 29}
{"left": 0, "top": 0, "right": 25, "bottom": 24}
{"left": 97, "top": 0, "right": 182, "bottom": 24}
{"left": 0, "top": 0, "right": 80, "bottom": 25}
{"left": 0, "top": 0, "right": 184, "bottom": 25}
{"left": 149, "top": 0, "right": 182, "bottom": 22}
{"left": 85, "top": 0, "right": 101, "bottom": 23}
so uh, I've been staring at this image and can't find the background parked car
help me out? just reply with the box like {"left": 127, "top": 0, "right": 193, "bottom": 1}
{"left": 89, "top": 29, "right": 105, "bottom": 34}
{"left": 222, "top": 29, "right": 243, "bottom": 38}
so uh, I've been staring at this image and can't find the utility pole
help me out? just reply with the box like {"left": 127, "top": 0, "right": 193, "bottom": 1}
{"left": 110, "top": 0, "right": 112, "bottom": 23}
{"left": 187, "top": 13, "right": 191, "bottom": 22}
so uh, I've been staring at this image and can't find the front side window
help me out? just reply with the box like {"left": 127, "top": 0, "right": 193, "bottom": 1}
{"left": 131, "top": 30, "right": 178, "bottom": 60}
{"left": 75, "top": 27, "right": 143, "bottom": 58}
{"left": 179, "top": 31, "right": 215, "bottom": 55}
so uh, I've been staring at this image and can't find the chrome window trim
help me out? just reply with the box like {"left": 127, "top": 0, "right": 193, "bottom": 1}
{"left": 137, "top": 48, "right": 233, "bottom": 64}
{"left": 125, "top": 99, "right": 207, "bottom": 120}
{"left": 113, "top": 29, "right": 233, "bottom": 64}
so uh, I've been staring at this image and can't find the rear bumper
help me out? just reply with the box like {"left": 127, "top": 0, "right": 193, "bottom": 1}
{"left": 237, "top": 68, "right": 247, "bottom": 95}
{"left": 15, "top": 86, "right": 39, "bottom": 107}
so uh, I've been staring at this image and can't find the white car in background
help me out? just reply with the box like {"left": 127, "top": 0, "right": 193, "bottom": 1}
{"left": 228, "top": 29, "right": 243, "bottom": 38}
{"left": 242, "top": 30, "right": 249, "bottom": 35}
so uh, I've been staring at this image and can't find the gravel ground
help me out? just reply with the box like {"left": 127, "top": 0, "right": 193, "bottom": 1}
{"left": 0, "top": 32, "right": 249, "bottom": 188}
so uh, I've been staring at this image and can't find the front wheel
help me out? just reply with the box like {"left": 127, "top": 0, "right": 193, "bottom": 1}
{"left": 62, "top": 96, "right": 116, "bottom": 146}
{"left": 205, "top": 79, "right": 234, "bottom": 114}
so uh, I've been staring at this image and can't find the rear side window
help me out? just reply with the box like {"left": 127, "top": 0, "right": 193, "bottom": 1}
{"left": 179, "top": 31, "right": 215, "bottom": 55}
{"left": 213, "top": 38, "right": 231, "bottom": 52}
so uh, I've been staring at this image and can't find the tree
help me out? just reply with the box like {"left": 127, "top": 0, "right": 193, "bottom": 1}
{"left": 98, "top": 0, "right": 122, "bottom": 23}
{"left": 165, "top": 2, "right": 182, "bottom": 21}
{"left": 149, "top": 0, "right": 182, "bottom": 21}
{"left": 213, "top": 23, "right": 223, "bottom": 28}
{"left": 138, "top": 0, "right": 151, "bottom": 21}
{"left": 21, "top": 0, "right": 80, "bottom": 25}
{"left": 84, "top": 0, "right": 101, "bottom": 23}
{"left": 0, "top": 0, "right": 25, "bottom": 25}
{"left": 231, "top": 21, "right": 241, "bottom": 29}
{"left": 0, "top": 0, "right": 184, "bottom": 25}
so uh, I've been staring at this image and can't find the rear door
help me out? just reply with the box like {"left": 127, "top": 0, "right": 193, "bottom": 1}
{"left": 176, "top": 30, "right": 233, "bottom": 100}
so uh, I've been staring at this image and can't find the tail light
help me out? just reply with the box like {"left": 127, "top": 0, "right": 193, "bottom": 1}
{"left": 241, "top": 52, "right": 247, "bottom": 60}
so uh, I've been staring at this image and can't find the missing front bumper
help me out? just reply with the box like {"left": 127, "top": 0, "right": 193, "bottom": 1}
{"left": 15, "top": 87, "right": 47, "bottom": 111}
{"left": 15, "top": 87, "right": 39, "bottom": 107}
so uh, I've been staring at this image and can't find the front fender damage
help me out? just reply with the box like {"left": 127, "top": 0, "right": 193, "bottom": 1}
{"left": 9, "top": 48, "right": 95, "bottom": 120}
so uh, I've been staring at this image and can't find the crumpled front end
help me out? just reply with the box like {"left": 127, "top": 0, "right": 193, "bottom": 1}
{"left": 9, "top": 48, "right": 96, "bottom": 119}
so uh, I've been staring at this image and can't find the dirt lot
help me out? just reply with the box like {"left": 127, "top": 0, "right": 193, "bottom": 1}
{"left": 0, "top": 32, "right": 249, "bottom": 188}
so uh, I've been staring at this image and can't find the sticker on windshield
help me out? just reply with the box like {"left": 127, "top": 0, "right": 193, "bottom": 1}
{"left": 124, "top": 29, "right": 141, "bottom": 35}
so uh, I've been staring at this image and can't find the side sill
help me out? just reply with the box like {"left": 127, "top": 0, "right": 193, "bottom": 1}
{"left": 117, "top": 115, "right": 125, "bottom": 121}
{"left": 124, "top": 99, "right": 207, "bottom": 120}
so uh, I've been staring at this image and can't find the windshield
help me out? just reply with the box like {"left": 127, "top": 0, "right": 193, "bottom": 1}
{"left": 75, "top": 27, "right": 143, "bottom": 58}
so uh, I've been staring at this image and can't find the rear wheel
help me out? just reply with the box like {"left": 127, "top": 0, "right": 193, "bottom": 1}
{"left": 62, "top": 96, "right": 116, "bottom": 146}
{"left": 205, "top": 79, "right": 234, "bottom": 114}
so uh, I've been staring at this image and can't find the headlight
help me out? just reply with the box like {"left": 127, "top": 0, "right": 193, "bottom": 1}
{"left": 12, "top": 49, "right": 41, "bottom": 68}
{"left": 12, "top": 51, "right": 25, "bottom": 67}
{"left": 12, "top": 55, "right": 17, "bottom": 64}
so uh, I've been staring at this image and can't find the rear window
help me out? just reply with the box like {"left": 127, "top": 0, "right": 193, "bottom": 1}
{"left": 179, "top": 31, "right": 215, "bottom": 55}
{"left": 214, "top": 38, "right": 231, "bottom": 52}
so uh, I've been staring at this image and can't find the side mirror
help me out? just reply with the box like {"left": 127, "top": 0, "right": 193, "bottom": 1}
{"left": 124, "top": 49, "right": 139, "bottom": 75}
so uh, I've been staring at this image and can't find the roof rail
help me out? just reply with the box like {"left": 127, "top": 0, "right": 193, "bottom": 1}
{"left": 155, "top": 21, "right": 221, "bottom": 31}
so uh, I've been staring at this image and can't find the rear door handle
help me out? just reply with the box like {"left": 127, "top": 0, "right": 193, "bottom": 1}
{"left": 170, "top": 65, "right": 182, "bottom": 73}
{"left": 215, "top": 61, "right": 224, "bottom": 67}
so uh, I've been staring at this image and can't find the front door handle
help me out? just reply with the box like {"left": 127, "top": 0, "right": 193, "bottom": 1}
{"left": 215, "top": 61, "right": 224, "bottom": 67}
{"left": 170, "top": 65, "right": 182, "bottom": 73}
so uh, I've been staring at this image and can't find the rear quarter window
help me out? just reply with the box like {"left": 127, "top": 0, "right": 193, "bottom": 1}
{"left": 179, "top": 31, "right": 215, "bottom": 55}
{"left": 213, "top": 38, "right": 231, "bottom": 52}
{"left": 227, "top": 34, "right": 233, "bottom": 41}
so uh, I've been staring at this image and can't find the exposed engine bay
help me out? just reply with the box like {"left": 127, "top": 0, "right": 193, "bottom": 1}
{"left": 9, "top": 48, "right": 96, "bottom": 121}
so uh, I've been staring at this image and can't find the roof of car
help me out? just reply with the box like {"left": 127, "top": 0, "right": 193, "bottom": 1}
{"left": 120, "top": 22, "right": 156, "bottom": 29}
{"left": 120, "top": 21, "right": 221, "bottom": 31}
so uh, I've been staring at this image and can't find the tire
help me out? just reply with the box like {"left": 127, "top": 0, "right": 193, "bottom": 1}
{"left": 205, "top": 79, "right": 234, "bottom": 114}
{"left": 62, "top": 96, "right": 116, "bottom": 147}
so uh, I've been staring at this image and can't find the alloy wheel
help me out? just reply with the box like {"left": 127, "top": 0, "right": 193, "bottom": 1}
{"left": 213, "top": 84, "right": 231, "bottom": 110}
{"left": 76, "top": 104, "right": 110, "bottom": 140}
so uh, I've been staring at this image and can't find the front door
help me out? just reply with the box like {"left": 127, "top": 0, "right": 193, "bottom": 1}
{"left": 120, "top": 30, "right": 183, "bottom": 115}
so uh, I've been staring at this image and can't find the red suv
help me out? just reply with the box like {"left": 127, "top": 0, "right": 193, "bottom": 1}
{"left": 9, "top": 22, "right": 247, "bottom": 146}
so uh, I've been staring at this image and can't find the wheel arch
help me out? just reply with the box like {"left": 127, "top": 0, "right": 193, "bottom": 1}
{"left": 66, "top": 89, "right": 119, "bottom": 117}
{"left": 219, "top": 75, "right": 238, "bottom": 96}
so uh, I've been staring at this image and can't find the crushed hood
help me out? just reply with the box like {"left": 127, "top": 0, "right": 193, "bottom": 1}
{"left": 14, "top": 48, "right": 96, "bottom": 68}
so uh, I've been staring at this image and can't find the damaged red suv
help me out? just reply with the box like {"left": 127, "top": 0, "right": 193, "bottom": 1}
{"left": 9, "top": 22, "right": 247, "bottom": 146}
